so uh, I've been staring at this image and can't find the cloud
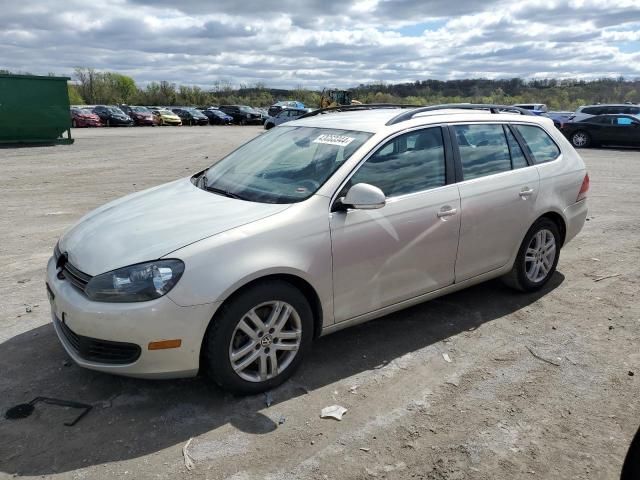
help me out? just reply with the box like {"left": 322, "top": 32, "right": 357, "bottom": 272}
{"left": 0, "top": 0, "right": 639, "bottom": 89}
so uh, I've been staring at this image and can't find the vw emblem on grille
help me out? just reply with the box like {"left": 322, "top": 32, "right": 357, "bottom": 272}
{"left": 56, "top": 252, "right": 68, "bottom": 270}
{"left": 260, "top": 335, "right": 272, "bottom": 347}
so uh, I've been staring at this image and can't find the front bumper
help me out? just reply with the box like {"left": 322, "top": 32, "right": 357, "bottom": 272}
{"left": 134, "top": 117, "right": 155, "bottom": 126}
{"left": 46, "top": 257, "right": 218, "bottom": 378}
{"left": 563, "top": 199, "right": 588, "bottom": 245}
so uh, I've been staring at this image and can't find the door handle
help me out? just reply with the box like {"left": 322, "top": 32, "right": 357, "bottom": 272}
{"left": 519, "top": 187, "right": 534, "bottom": 198}
{"left": 437, "top": 206, "right": 458, "bottom": 218}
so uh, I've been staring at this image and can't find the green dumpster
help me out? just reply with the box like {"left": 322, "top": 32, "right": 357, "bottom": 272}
{"left": 0, "top": 74, "right": 73, "bottom": 145}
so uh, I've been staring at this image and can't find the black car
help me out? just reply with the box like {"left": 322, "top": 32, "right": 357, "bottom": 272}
{"left": 200, "top": 108, "right": 233, "bottom": 125}
{"left": 120, "top": 105, "right": 155, "bottom": 126}
{"left": 171, "top": 108, "right": 209, "bottom": 126}
{"left": 562, "top": 114, "right": 640, "bottom": 148}
{"left": 219, "top": 105, "right": 263, "bottom": 125}
{"left": 92, "top": 105, "right": 134, "bottom": 127}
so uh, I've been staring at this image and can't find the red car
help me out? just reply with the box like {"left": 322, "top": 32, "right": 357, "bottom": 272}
{"left": 70, "top": 107, "right": 102, "bottom": 128}
{"left": 120, "top": 105, "right": 156, "bottom": 126}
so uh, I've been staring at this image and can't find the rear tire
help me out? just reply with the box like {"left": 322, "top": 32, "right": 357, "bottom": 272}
{"left": 202, "top": 280, "right": 313, "bottom": 395}
{"left": 72, "top": 119, "right": 77, "bottom": 128}
{"left": 502, "top": 218, "right": 560, "bottom": 292}
{"left": 571, "top": 130, "right": 591, "bottom": 148}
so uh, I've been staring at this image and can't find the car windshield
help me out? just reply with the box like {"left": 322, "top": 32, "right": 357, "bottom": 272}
{"left": 158, "top": 109, "right": 173, "bottom": 115}
{"left": 239, "top": 106, "right": 254, "bottom": 112}
{"left": 132, "top": 106, "right": 150, "bottom": 113}
{"left": 201, "top": 126, "right": 372, "bottom": 204}
{"left": 107, "top": 107, "right": 125, "bottom": 114}
{"left": 79, "top": 109, "right": 93, "bottom": 114}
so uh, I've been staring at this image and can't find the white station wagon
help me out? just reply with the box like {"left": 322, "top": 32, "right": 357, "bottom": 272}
{"left": 47, "top": 104, "right": 589, "bottom": 394}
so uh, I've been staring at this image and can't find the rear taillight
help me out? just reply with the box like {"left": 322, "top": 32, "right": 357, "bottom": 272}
{"left": 577, "top": 173, "right": 589, "bottom": 201}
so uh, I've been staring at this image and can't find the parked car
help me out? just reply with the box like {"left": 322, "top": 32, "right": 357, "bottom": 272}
{"left": 200, "top": 108, "right": 233, "bottom": 125}
{"left": 47, "top": 104, "right": 588, "bottom": 394}
{"left": 264, "top": 107, "right": 312, "bottom": 129}
{"left": 513, "top": 103, "right": 548, "bottom": 115}
{"left": 562, "top": 114, "right": 640, "bottom": 147}
{"left": 569, "top": 104, "right": 640, "bottom": 122}
{"left": 268, "top": 101, "right": 305, "bottom": 118}
{"left": 92, "top": 105, "right": 133, "bottom": 127}
{"left": 151, "top": 108, "right": 182, "bottom": 126}
{"left": 70, "top": 107, "right": 102, "bottom": 128}
{"left": 219, "top": 105, "right": 263, "bottom": 125}
{"left": 543, "top": 111, "right": 573, "bottom": 129}
{"left": 171, "top": 107, "right": 209, "bottom": 126}
{"left": 120, "top": 105, "right": 155, "bottom": 126}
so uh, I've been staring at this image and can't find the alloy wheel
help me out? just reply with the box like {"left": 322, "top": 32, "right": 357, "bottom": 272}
{"left": 572, "top": 132, "right": 588, "bottom": 147}
{"left": 524, "top": 229, "right": 556, "bottom": 283}
{"left": 228, "top": 301, "right": 302, "bottom": 383}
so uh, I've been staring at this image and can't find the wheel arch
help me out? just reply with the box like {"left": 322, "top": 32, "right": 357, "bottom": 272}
{"left": 206, "top": 272, "right": 324, "bottom": 338}
{"left": 538, "top": 211, "right": 567, "bottom": 248}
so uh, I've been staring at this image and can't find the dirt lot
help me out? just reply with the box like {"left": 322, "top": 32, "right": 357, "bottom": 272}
{"left": 0, "top": 127, "right": 638, "bottom": 479}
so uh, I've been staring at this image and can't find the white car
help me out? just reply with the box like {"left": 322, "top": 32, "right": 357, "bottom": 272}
{"left": 47, "top": 104, "right": 589, "bottom": 394}
{"left": 569, "top": 104, "right": 640, "bottom": 122}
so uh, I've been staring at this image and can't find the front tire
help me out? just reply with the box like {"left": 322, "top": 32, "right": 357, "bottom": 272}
{"left": 571, "top": 130, "right": 591, "bottom": 148}
{"left": 502, "top": 218, "right": 560, "bottom": 292}
{"left": 202, "top": 280, "right": 313, "bottom": 395}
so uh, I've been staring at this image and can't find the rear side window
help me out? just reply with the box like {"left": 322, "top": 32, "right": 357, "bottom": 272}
{"left": 513, "top": 125, "right": 560, "bottom": 164}
{"left": 350, "top": 127, "right": 446, "bottom": 197}
{"left": 454, "top": 124, "right": 511, "bottom": 180}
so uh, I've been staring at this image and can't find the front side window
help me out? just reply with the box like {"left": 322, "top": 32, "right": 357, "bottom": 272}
{"left": 348, "top": 127, "right": 446, "bottom": 197}
{"left": 454, "top": 124, "right": 511, "bottom": 180}
{"left": 202, "top": 126, "right": 372, "bottom": 204}
{"left": 514, "top": 125, "right": 560, "bottom": 164}
{"left": 615, "top": 116, "right": 634, "bottom": 125}
{"left": 583, "top": 106, "right": 602, "bottom": 115}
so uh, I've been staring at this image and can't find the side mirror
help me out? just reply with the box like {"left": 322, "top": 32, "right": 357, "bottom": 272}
{"left": 340, "top": 183, "right": 386, "bottom": 210}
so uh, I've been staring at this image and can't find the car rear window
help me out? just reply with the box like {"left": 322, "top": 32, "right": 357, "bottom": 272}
{"left": 513, "top": 125, "right": 560, "bottom": 164}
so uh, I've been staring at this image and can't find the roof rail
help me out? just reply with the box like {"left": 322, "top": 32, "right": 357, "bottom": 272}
{"left": 298, "top": 103, "right": 420, "bottom": 120}
{"left": 385, "top": 103, "right": 535, "bottom": 126}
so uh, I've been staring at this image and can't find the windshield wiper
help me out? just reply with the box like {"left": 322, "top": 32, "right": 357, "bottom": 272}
{"left": 204, "top": 185, "right": 244, "bottom": 200}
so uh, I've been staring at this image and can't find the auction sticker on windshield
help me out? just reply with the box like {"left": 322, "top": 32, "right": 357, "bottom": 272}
{"left": 313, "top": 134, "right": 355, "bottom": 147}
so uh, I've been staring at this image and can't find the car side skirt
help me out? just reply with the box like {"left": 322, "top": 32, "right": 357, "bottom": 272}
{"left": 320, "top": 264, "right": 512, "bottom": 336}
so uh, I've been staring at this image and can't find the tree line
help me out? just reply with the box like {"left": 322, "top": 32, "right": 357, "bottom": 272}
{"left": 7, "top": 67, "right": 639, "bottom": 110}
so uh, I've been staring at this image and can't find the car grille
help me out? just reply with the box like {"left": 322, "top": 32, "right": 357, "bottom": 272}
{"left": 62, "top": 262, "right": 92, "bottom": 292}
{"left": 54, "top": 245, "right": 92, "bottom": 293}
{"left": 55, "top": 315, "right": 141, "bottom": 365}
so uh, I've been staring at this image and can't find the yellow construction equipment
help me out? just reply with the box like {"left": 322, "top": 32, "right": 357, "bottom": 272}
{"left": 319, "top": 89, "right": 362, "bottom": 108}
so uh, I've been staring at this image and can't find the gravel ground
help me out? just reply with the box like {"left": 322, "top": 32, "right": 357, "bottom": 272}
{"left": 0, "top": 127, "right": 638, "bottom": 479}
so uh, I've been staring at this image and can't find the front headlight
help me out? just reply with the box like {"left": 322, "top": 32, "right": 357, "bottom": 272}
{"left": 85, "top": 259, "right": 185, "bottom": 303}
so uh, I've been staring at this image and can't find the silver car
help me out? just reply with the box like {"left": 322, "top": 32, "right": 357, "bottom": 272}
{"left": 264, "top": 107, "right": 313, "bottom": 129}
{"left": 47, "top": 104, "right": 589, "bottom": 394}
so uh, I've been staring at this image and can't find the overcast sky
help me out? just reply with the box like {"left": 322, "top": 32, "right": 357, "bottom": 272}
{"left": 2, "top": 0, "right": 640, "bottom": 89}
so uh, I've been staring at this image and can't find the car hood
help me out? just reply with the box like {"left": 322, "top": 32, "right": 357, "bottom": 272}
{"left": 59, "top": 178, "right": 290, "bottom": 276}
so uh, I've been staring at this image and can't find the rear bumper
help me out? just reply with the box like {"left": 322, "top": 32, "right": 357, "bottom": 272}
{"left": 563, "top": 199, "right": 588, "bottom": 245}
{"left": 46, "top": 256, "right": 217, "bottom": 379}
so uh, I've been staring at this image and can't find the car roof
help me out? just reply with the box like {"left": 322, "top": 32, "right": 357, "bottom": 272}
{"left": 288, "top": 108, "right": 551, "bottom": 133}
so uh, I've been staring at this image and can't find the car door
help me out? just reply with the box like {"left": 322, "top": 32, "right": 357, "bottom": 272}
{"left": 453, "top": 123, "right": 540, "bottom": 282}
{"left": 330, "top": 127, "right": 461, "bottom": 322}
{"left": 610, "top": 116, "right": 640, "bottom": 145}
